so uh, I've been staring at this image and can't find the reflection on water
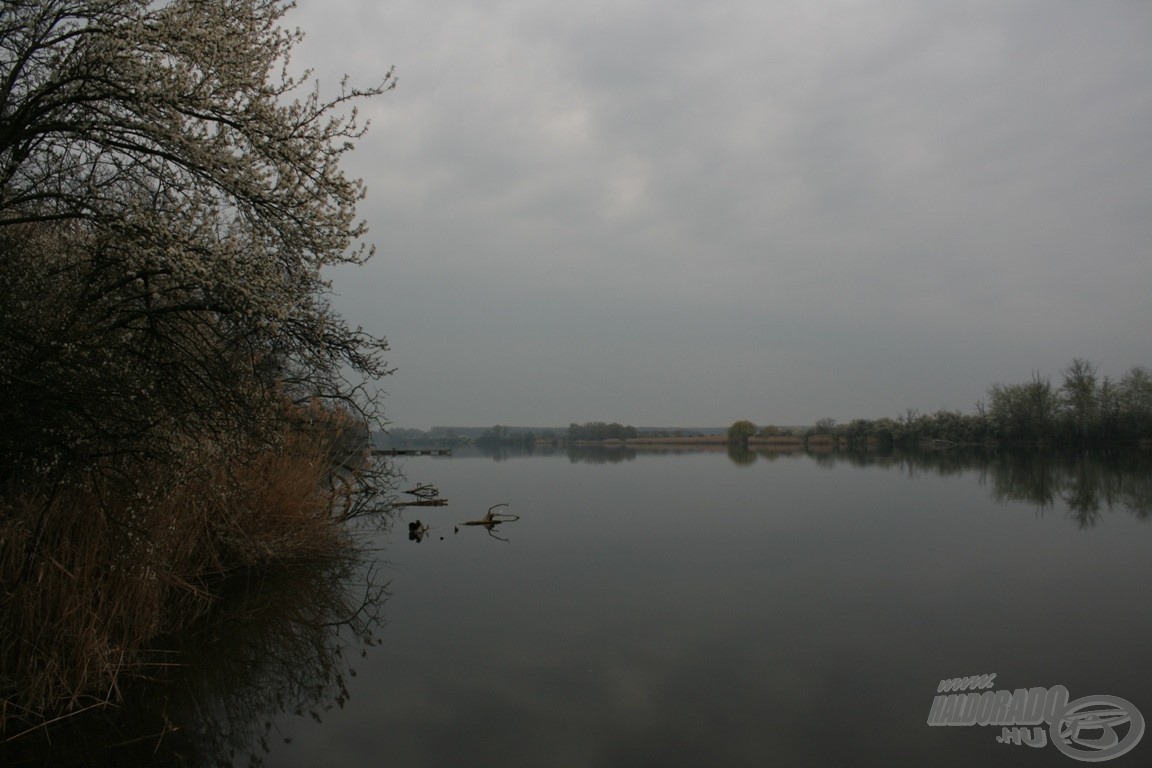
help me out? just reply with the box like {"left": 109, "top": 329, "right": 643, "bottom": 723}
{"left": 288, "top": 446, "right": 1152, "bottom": 767}
{"left": 985, "top": 451, "right": 1152, "bottom": 524}
{"left": 790, "top": 448, "right": 1152, "bottom": 524}
{"left": 560, "top": 444, "right": 1152, "bottom": 523}
{"left": 478, "top": 441, "right": 1152, "bottom": 523}
{"left": 1, "top": 551, "right": 389, "bottom": 768}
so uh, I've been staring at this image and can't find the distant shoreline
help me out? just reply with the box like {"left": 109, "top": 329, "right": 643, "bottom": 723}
{"left": 571, "top": 435, "right": 837, "bottom": 448}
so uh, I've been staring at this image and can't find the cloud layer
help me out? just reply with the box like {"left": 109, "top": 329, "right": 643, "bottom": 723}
{"left": 289, "top": 0, "right": 1152, "bottom": 428}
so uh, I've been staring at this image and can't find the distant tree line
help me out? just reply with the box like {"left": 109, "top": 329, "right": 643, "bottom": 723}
{"left": 567, "top": 422, "right": 639, "bottom": 442}
{"left": 378, "top": 427, "right": 472, "bottom": 450}
{"left": 476, "top": 425, "right": 553, "bottom": 448}
{"left": 381, "top": 424, "right": 724, "bottom": 448}
{"left": 827, "top": 360, "right": 1152, "bottom": 449}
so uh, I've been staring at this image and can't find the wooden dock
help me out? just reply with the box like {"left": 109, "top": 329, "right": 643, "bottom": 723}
{"left": 372, "top": 448, "right": 453, "bottom": 456}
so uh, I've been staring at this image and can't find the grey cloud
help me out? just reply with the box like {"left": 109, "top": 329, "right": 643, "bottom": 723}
{"left": 291, "top": 0, "right": 1152, "bottom": 428}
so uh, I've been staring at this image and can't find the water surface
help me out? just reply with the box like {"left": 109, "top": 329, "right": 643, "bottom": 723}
{"left": 268, "top": 449, "right": 1152, "bottom": 766}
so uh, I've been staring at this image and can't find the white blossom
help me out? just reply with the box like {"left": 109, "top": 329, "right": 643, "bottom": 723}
{"left": 0, "top": 0, "right": 394, "bottom": 469}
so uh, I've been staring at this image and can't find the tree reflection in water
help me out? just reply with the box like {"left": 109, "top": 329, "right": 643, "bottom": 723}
{"left": 562, "top": 444, "right": 1152, "bottom": 527}
{"left": 989, "top": 450, "right": 1152, "bottom": 527}
{"left": 1, "top": 551, "right": 389, "bottom": 767}
{"left": 804, "top": 448, "right": 1152, "bottom": 526}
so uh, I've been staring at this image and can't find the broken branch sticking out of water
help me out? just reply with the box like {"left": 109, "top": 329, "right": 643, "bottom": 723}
{"left": 454, "top": 504, "right": 520, "bottom": 541}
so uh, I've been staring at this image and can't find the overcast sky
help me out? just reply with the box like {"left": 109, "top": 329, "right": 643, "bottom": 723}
{"left": 287, "top": 0, "right": 1152, "bottom": 430}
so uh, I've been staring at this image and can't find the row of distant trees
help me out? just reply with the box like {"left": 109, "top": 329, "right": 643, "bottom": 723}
{"left": 475, "top": 425, "right": 557, "bottom": 448}
{"left": 566, "top": 422, "right": 639, "bottom": 442}
{"left": 380, "top": 423, "right": 718, "bottom": 450}
{"left": 803, "top": 360, "right": 1152, "bottom": 449}
{"left": 417, "top": 359, "right": 1152, "bottom": 453}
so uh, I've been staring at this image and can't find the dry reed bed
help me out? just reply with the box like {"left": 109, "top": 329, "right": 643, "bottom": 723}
{"left": 0, "top": 427, "right": 364, "bottom": 734}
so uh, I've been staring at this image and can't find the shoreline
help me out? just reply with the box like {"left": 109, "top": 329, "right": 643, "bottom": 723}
{"left": 569, "top": 434, "right": 843, "bottom": 449}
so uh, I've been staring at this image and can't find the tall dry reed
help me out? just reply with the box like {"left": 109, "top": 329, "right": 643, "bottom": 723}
{"left": 0, "top": 418, "right": 376, "bottom": 735}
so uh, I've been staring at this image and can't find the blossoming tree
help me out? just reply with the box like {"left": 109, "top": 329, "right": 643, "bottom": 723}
{"left": 0, "top": 0, "right": 394, "bottom": 471}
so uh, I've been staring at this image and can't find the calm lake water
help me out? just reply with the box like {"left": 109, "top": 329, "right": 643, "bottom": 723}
{"left": 256, "top": 447, "right": 1152, "bottom": 768}
{"left": 15, "top": 448, "right": 1151, "bottom": 767}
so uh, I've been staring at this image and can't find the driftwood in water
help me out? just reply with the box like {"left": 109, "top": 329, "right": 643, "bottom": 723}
{"left": 455, "top": 503, "right": 520, "bottom": 541}
{"left": 394, "top": 498, "right": 448, "bottom": 508}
